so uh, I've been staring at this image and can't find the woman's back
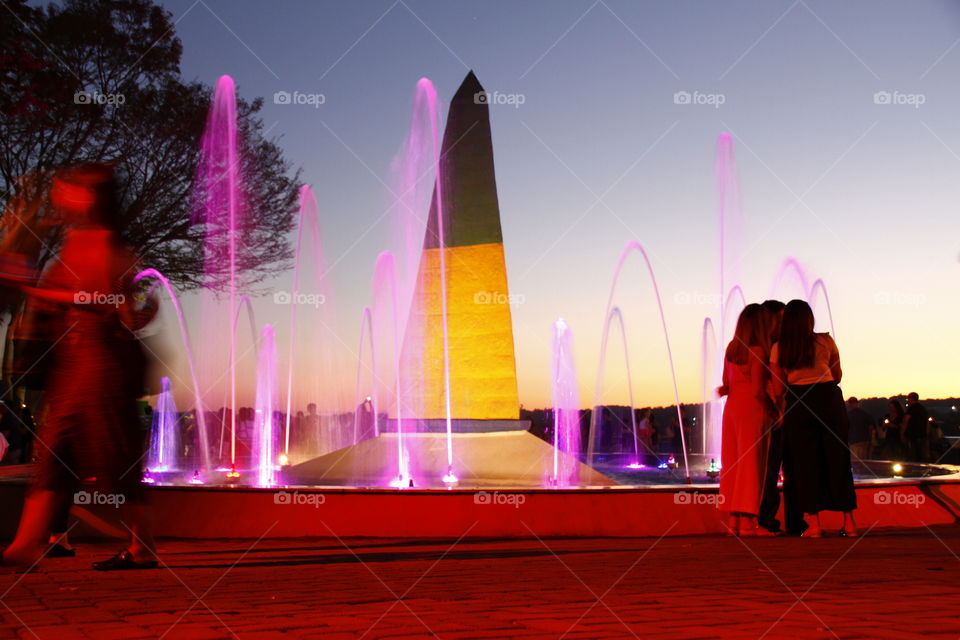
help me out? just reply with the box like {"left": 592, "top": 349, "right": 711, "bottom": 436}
{"left": 771, "top": 333, "right": 839, "bottom": 385}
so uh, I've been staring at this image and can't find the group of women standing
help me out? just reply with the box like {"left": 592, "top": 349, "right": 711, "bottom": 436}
{"left": 718, "top": 299, "right": 857, "bottom": 538}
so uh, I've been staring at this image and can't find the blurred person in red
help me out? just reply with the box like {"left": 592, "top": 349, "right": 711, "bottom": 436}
{"left": 1, "top": 163, "right": 158, "bottom": 571}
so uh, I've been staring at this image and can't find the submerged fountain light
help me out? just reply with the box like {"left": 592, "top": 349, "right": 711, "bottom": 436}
{"left": 188, "top": 470, "right": 205, "bottom": 485}
{"left": 626, "top": 462, "right": 645, "bottom": 469}
{"left": 442, "top": 466, "right": 458, "bottom": 484}
{"left": 278, "top": 454, "right": 289, "bottom": 467}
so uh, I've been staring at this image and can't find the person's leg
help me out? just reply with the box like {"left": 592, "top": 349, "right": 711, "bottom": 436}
{"left": 47, "top": 490, "right": 75, "bottom": 553}
{"left": 123, "top": 500, "right": 156, "bottom": 562}
{"left": 757, "top": 426, "right": 783, "bottom": 532}
{"left": 3, "top": 489, "right": 60, "bottom": 566}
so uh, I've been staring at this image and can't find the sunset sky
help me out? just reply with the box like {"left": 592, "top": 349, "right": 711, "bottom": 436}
{"left": 142, "top": 0, "right": 960, "bottom": 411}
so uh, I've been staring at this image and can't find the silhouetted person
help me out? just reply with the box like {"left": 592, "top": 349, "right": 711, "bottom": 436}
{"left": 2, "top": 164, "right": 158, "bottom": 570}
{"left": 756, "top": 299, "right": 804, "bottom": 534}
{"left": 717, "top": 304, "right": 775, "bottom": 536}
{"left": 846, "top": 397, "right": 874, "bottom": 462}
{"left": 903, "top": 392, "right": 930, "bottom": 463}
{"left": 880, "top": 399, "right": 906, "bottom": 460}
{"left": 770, "top": 300, "right": 857, "bottom": 538}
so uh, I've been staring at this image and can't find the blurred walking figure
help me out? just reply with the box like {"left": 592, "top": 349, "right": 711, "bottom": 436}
{"left": 1, "top": 164, "right": 158, "bottom": 570}
{"left": 717, "top": 304, "right": 775, "bottom": 537}
{"left": 770, "top": 300, "right": 857, "bottom": 538}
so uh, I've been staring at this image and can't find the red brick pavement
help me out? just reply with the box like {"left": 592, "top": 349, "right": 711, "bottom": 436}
{"left": 2, "top": 526, "right": 960, "bottom": 639}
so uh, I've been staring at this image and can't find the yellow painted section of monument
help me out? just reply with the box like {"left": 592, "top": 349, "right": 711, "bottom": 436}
{"left": 402, "top": 242, "right": 519, "bottom": 420}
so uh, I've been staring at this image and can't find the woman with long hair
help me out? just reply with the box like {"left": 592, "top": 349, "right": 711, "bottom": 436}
{"left": 717, "top": 304, "right": 775, "bottom": 536}
{"left": 770, "top": 299, "right": 857, "bottom": 538}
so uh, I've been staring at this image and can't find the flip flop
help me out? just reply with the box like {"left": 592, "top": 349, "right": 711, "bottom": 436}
{"left": 92, "top": 550, "right": 158, "bottom": 571}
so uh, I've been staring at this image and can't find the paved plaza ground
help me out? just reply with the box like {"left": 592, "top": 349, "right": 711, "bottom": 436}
{"left": 2, "top": 525, "right": 959, "bottom": 639}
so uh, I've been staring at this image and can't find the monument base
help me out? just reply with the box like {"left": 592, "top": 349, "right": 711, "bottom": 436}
{"left": 282, "top": 430, "right": 612, "bottom": 488}
{"left": 380, "top": 419, "right": 530, "bottom": 433}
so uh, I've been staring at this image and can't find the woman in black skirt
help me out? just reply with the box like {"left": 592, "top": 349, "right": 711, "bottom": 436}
{"left": 770, "top": 300, "right": 857, "bottom": 538}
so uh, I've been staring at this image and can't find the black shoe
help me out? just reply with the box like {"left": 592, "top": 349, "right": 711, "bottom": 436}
{"left": 92, "top": 550, "right": 158, "bottom": 571}
{"left": 47, "top": 543, "right": 76, "bottom": 558}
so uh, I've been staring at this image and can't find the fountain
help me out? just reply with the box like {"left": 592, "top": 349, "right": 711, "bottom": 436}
{"left": 134, "top": 268, "right": 211, "bottom": 474}
{"left": 587, "top": 240, "right": 691, "bottom": 481}
{"left": 591, "top": 306, "right": 641, "bottom": 466}
{"left": 192, "top": 74, "right": 246, "bottom": 475}
{"left": 147, "top": 377, "right": 180, "bottom": 473}
{"left": 82, "top": 72, "right": 956, "bottom": 541}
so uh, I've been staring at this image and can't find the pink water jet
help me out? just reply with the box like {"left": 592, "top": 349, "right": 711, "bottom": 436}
{"left": 588, "top": 240, "right": 690, "bottom": 481}
{"left": 590, "top": 306, "right": 641, "bottom": 464}
{"left": 253, "top": 324, "right": 279, "bottom": 487}
{"left": 550, "top": 319, "right": 581, "bottom": 486}
{"left": 353, "top": 307, "right": 379, "bottom": 444}
{"left": 134, "top": 268, "right": 211, "bottom": 472}
{"left": 193, "top": 75, "right": 245, "bottom": 473}
{"left": 373, "top": 251, "right": 411, "bottom": 488}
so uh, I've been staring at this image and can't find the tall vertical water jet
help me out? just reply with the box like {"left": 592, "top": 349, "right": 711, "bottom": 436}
{"left": 147, "top": 377, "right": 180, "bottom": 473}
{"left": 550, "top": 319, "right": 581, "bottom": 486}
{"left": 218, "top": 295, "right": 258, "bottom": 460}
{"left": 373, "top": 252, "right": 411, "bottom": 487}
{"left": 253, "top": 324, "right": 278, "bottom": 487}
{"left": 400, "top": 73, "right": 520, "bottom": 486}
{"left": 588, "top": 240, "right": 690, "bottom": 482}
{"left": 700, "top": 318, "right": 720, "bottom": 456}
{"left": 716, "top": 133, "right": 743, "bottom": 354}
{"left": 423, "top": 81, "right": 456, "bottom": 484}
{"left": 353, "top": 307, "right": 379, "bottom": 443}
{"left": 590, "top": 306, "right": 640, "bottom": 464}
{"left": 134, "top": 269, "right": 211, "bottom": 473}
{"left": 284, "top": 186, "right": 318, "bottom": 457}
{"left": 193, "top": 75, "right": 245, "bottom": 474}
